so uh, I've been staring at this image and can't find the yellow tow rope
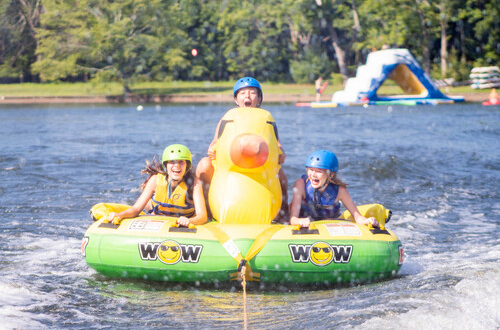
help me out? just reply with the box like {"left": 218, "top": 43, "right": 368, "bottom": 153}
{"left": 203, "top": 224, "right": 285, "bottom": 330}
{"left": 203, "top": 223, "right": 284, "bottom": 281}
{"left": 241, "top": 263, "right": 248, "bottom": 330}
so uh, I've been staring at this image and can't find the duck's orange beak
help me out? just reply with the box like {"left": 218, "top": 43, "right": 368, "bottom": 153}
{"left": 230, "top": 133, "right": 269, "bottom": 168}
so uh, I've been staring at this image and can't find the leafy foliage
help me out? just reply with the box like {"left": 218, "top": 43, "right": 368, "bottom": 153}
{"left": 0, "top": 0, "right": 498, "bottom": 85}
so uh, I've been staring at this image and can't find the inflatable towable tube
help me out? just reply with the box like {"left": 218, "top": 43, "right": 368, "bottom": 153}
{"left": 209, "top": 107, "right": 282, "bottom": 224}
{"left": 84, "top": 203, "right": 402, "bottom": 285}
{"left": 83, "top": 107, "right": 404, "bottom": 285}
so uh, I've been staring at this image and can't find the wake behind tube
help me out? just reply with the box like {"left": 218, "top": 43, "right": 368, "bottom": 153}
{"left": 208, "top": 107, "right": 282, "bottom": 225}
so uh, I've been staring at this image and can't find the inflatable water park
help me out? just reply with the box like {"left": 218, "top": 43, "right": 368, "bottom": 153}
{"left": 297, "top": 48, "right": 465, "bottom": 107}
{"left": 82, "top": 108, "right": 403, "bottom": 286}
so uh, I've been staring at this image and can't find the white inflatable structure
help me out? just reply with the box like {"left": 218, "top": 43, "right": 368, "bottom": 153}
{"left": 332, "top": 48, "right": 464, "bottom": 104}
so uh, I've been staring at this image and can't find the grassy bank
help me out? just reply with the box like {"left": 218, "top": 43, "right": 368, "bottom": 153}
{"left": 0, "top": 80, "right": 484, "bottom": 98}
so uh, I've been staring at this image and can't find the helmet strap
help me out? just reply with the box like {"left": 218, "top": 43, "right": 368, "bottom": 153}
{"left": 318, "top": 180, "right": 329, "bottom": 192}
{"left": 166, "top": 179, "right": 174, "bottom": 200}
{"left": 316, "top": 171, "right": 335, "bottom": 192}
{"left": 166, "top": 177, "right": 183, "bottom": 199}
{"left": 327, "top": 171, "right": 336, "bottom": 185}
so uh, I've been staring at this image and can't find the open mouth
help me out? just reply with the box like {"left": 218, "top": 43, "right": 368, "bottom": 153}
{"left": 311, "top": 178, "right": 320, "bottom": 186}
{"left": 171, "top": 168, "right": 182, "bottom": 176}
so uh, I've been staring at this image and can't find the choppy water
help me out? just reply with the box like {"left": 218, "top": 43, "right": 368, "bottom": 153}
{"left": 1, "top": 102, "right": 499, "bottom": 329}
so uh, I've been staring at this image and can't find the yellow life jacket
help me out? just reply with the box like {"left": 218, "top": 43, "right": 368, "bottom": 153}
{"left": 150, "top": 174, "right": 195, "bottom": 217}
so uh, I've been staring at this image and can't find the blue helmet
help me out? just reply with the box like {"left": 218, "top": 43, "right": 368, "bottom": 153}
{"left": 305, "top": 150, "right": 339, "bottom": 172}
{"left": 233, "top": 77, "right": 263, "bottom": 101}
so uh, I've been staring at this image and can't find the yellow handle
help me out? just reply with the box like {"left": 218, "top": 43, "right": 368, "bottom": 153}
{"left": 368, "top": 222, "right": 385, "bottom": 230}
{"left": 103, "top": 216, "right": 121, "bottom": 225}
{"left": 292, "top": 222, "right": 316, "bottom": 230}
{"left": 171, "top": 223, "right": 196, "bottom": 229}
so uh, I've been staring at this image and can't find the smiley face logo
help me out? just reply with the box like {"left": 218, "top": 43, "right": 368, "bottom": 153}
{"left": 157, "top": 240, "right": 182, "bottom": 265}
{"left": 310, "top": 242, "right": 333, "bottom": 266}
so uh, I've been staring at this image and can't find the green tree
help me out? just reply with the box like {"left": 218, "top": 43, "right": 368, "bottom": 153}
{"left": 174, "top": 0, "right": 225, "bottom": 80}
{"left": 33, "top": 0, "right": 194, "bottom": 87}
{"left": 309, "top": 0, "right": 355, "bottom": 81}
{"left": 217, "top": 0, "right": 293, "bottom": 81}
{"left": 466, "top": 0, "right": 500, "bottom": 66}
{"left": 10, "top": 0, "right": 498, "bottom": 85}
{"left": 0, "top": 0, "right": 42, "bottom": 82}
{"left": 358, "top": 0, "right": 440, "bottom": 74}
{"left": 31, "top": 0, "right": 88, "bottom": 81}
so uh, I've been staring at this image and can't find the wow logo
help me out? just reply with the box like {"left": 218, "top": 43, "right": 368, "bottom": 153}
{"left": 139, "top": 240, "right": 203, "bottom": 265}
{"left": 289, "top": 242, "right": 353, "bottom": 266}
{"left": 157, "top": 240, "right": 182, "bottom": 265}
{"left": 310, "top": 242, "right": 334, "bottom": 266}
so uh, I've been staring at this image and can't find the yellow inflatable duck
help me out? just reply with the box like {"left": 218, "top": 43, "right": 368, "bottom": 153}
{"left": 209, "top": 107, "right": 282, "bottom": 224}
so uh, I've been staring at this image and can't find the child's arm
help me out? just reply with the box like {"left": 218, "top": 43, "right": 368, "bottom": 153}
{"left": 107, "top": 175, "right": 157, "bottom": 224}
{"left": 207, "top": 120, "right": 222, "bottom": 160}
{"left": 289, "top": 179, "right": 310, "bottom": 227}
{"left": 338, "top": 186, "right": 379, "bottom": 227}
{"left": 277, "top": 140, "right": 286, "bottom": 164}
{"left": 177, "top": 178, "right": 208, "bottom": 226}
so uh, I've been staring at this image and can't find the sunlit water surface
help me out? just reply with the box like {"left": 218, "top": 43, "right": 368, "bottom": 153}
{"left": 1, "top": 103, "right": 499, "bottom": 329}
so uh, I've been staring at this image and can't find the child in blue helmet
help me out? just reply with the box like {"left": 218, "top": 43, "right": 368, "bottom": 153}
{"left": 107, "top": 144, "right": 207, "bottom": 227}
{"left": 196, "top": 77, "right": 288, "bottom": 221}
{"left": 289, "top": 150, "right": 379, "bottom": 228}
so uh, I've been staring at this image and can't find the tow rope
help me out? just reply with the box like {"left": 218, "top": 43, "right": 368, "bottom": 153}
{"left": 203, "top": 223, "right": 284, "bottom": 281}
{"left": 241, "top": 262, "right": 248, "bottom": 330}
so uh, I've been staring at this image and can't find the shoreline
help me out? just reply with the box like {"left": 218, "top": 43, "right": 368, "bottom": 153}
{"left": 0, "top": 94, "right": 313, "bottom": 105}
{"left": 0, "top": 92, "right": 488, "bottom": 104}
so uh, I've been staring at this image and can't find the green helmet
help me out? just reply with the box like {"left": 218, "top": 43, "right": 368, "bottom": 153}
{"left": 162, "top": 144, "right": 192, "bottom": 170}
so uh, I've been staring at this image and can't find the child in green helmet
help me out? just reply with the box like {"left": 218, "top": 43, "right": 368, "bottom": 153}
{"left": 107, "top": 144, "right": 207, "bottom": 226}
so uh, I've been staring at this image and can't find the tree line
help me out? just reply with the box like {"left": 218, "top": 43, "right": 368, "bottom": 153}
{"left": 0, "top": 0, "right": 498, "bottom": 87}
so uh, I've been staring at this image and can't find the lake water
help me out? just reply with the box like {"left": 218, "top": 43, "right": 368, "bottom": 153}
{"left": 1, "top": 102, "right": 499, "bottom": 329}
